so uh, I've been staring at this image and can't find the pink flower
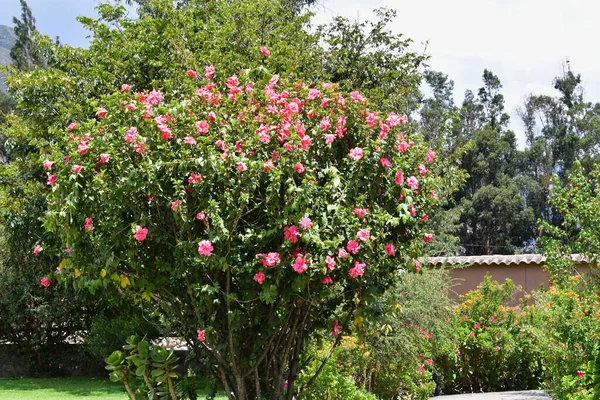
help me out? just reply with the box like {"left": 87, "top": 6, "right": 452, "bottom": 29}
{"left": 407, "top": 176, "right": 419, "bottom": 190}
{"left": 72, "top": 164, "right": 83, "bottom": 175}
{"left": 205, "top": 65, "right": 215, "bottom": 79}
{"left": 422, "top": 213, "right": 429, "bottom": 222}
{"left": 384, "top": 243, "right": 395, "bottom": 256}
{"left": 263, "top": 160, "right": 274, "bottom": 172}
{"left": 322, "top": 276, "right": 333, "bottom": 285}
{"left": 198, "top": 240, "right": 214, "bottom": 256}
{"left": 307, "top": 88, "right": 321, "bottom": 100}
{"left": 186, "top": 69, "right": 198, "bottom": 78}
{"left": 197, "top": 330, "right": 206, "bottom": 342}
{"left": 348, "top": 147, "right": 364, "bottom": 161}
{"left": 47, "top": 174, "right": 57, "bottom": 185}
{"left": 171, "top": 200, "right": 182, "bottom": 211}
{"left": 33, "top": 244, "right": 42, "bottom": 255}
{"left": 425, "top": 359, "right": 433, "bottom": 365}
{"left": 397, "top": 141, "right": 410, "bottom": 153}
{"left": 356, "top": 229, "right": 370, "bottom": 242}
{"left": 348, "top": 261, "right": 365, "bottom": 278}
{"left": 292, "top": 254, "right": 308, "bottom": 274}
{"left": 299, "top": 217, "right": 312, "bottom": 230}
{"left": 284, "top": 226, "right": 300, "bottom": 243}
{"left": 395, "top": 171, "right": 404, "bottom": 185}
{"left": 84, "top": 217, "right": 93, "bottom": 232}
{"left": 350, "top": 91, "right": 365, "bottom": 103}
{"left": 188, "top": 173, "right": 203, "bottom": 184}
{"left": 338, "top": 248, "right": 349, "bottom": 258}
{"left": 236, "top": 162, "right": 248, "bottom": 172}
{"left": 419, "top": 365, "right": 425, "bottom": 374}
{"left": 260, "top": 46, "right": 271, "bottom": 57}
{"left": 99, "top": 153, "right": 110, "bottom": 163}
{"left": 134, "top": 226, "right": 148, "bottom": 241}
{"left": 474, "top": 323, "right": 481, "bottom": 329}
{"left": 97, "top": 107, "right": 107, "bottom": 119}
{"left": 577, "top": 370, "right": 585, "bottom": 377}
{"left": 495, "top": 346, "right": 500, "bottom": 352}
{"left": 125, "top": 127, "right": 137, "bottom": 143}
{"left": 300, "top": 135, "right": 312, "bottom": 151}
{"left": 386, "top": 112, "right": 407, "bottom": 127}
{"left": 254, "top": 272, "right": 266, "bottom": 285}
{"left": 319, "top": 117, "right": 331, "bottom": 131}
{"left": 64, "top": 155, "right": 71, "bottom": 163}
{"left": 184, "top": 136, "right": 197, "bottom": 146}
{"left": 134, "top": 143, "right": 147, "bottom": 154}
{"left": 380, "top": 158, "right": 391, "bottom": 167}
{"left": 77, "top": 141, "right": 88, "bottom": 155}
{"left": 146, "top": 89, "right": 163, "bottom": 105}
{"left": 490, "top": 315, "right": 496, "bottom": 323}
{"left": 120, "top": 83, "right": 131, "bottom": 91}
{"left": 332, "top": 320, "right": 341, "bottom": 336}
{"left": 417, "top": 164, "right": 428, "bottom": 176}
{"left": 424, "top": 233, "right": 433, "bottom": 243}
{"left": 257, "top": 252, "right": 280, "bottom": 267}
{"left": 325, "top": 255, "right": 336, "bottom": 270}
{"left": 426, "top": 149, "right": 436, "bottom": 163}
{"left": 40, "top": 277, "right": 51, "bottom": 288}
{"left": 196, "top": 212, "right": 206, "bottom": 221}
{"left": 208, "top": 111, "right": 216, "bottom": 122}
{"left": 430, "top": 190, "right": 438, "bottom": 199}
{"left": 365, "top": 112, "right": 378, "bottom": 128}
{"left": 324, "top": 134, "right": 335, "bottom": 145}
{"left": 43, "top": 159, "right": 54, "bottom": 170}
{"left": 67, "top": 122, "right": 78, "bottom": 131}
{"left": 195, "top": 120, "right": 209, "bottom": 134}
{"left": 352, "top": 208, "right": 368, "bottom": 218}
{"left": 347, "top": 240, "right": 359, "bottom": 254}
{"left": 294, "top": 163, "right": 305, "bottom": 174}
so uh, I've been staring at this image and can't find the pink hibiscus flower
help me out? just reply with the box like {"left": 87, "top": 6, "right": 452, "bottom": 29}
{"left": 134, "top": 226, "right": 148, "bottom": 242}
{"left": 198, "top": 240, "right": 214, "bottom": 256}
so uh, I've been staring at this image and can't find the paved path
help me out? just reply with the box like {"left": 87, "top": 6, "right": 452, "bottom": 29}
{"left": 432, "top": 390, "right": 550, "bottom": 400}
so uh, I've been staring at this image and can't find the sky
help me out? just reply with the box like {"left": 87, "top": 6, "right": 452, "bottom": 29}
{"left": 1, "top": 0, "right": 598, "bottom": 148}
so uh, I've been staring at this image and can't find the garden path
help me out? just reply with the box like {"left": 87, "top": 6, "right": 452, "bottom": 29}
{"left": 432, "top": 390, "right": 551, "bottom": 400}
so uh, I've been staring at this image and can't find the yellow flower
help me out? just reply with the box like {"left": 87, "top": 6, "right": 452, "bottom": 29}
{"left": 74, "top": 268, "right": 81, "bottom": 279}
{"left": 120, "top": 275, "right": 130, "bottom": 288}
{"left": 100, "top": 269, "right": 107, "bottom": 278}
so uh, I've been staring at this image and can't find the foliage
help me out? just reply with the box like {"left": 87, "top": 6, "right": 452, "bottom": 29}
{"left": 84, "top": 302, "right": 161, "bottom": 360}
{"left": 106, "top": 335, "right": 181, "bottom": 400}
{"left": 299, "top": 268, "right": 455, "bottom": 399}
{"left": 39, "top": 56, "right": 452, "bottom": 398}
{"left": 533, "top": 278, "right": 600, "bottom": 399}
{"left": 537, "top": 163, "right": 600, "bottom": 398}
{"left": 0, "top": 1, "right": 458, "bottom": 398}
{"left": 297, "top": 337, "right": 377, "bottom": 400}
{"left": 437, "top": 275, "right": 544, "bottom": 394}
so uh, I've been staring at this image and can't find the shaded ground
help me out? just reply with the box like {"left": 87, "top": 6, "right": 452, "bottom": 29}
{"left": 433, "top": 390, "right": 550, "bottom": 400}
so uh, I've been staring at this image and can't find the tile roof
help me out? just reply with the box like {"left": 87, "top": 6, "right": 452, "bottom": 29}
{"left": 424, "top": 254, "right": 586, "bottom": 266}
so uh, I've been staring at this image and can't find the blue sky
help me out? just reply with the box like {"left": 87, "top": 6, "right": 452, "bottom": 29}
{"left": 1, "top": 0, "right": 598, "bottom": 148}
{"left": 0, "top": 0, "right": 101, "bottom": 48}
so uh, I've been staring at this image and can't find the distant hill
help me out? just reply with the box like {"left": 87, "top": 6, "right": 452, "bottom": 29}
{"left": 0, "top": 24, "right": 16, "bottom": 92}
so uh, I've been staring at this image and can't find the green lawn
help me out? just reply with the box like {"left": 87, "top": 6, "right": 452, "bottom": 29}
{"left": 0, "top": 377, "right": 228, "bottom": 399}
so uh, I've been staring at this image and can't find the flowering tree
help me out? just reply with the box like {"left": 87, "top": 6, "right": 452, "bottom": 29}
{"left": 41, "top": 60, "right": 448, "bottom": 399}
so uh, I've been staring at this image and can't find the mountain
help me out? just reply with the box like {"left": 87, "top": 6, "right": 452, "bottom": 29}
{"left": 0, "top": 24, "right": 16, "bottom": 91}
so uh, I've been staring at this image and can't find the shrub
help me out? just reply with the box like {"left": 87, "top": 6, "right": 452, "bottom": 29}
{"left": 437, "top": 275, "right": 544, "bottom": 394}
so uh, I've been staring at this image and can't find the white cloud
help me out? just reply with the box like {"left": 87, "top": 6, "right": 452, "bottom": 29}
{"left": 312, "top": 0, "right": 600, "bottom": 148}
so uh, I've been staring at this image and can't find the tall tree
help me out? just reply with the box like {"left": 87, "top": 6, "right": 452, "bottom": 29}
{"left": 9, "top": 0, "right": 45, "bottom": 71}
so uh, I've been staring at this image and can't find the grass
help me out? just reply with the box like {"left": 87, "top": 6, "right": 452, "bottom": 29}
{"left": 0, "top": 376, "right": 228, "bottom": 399}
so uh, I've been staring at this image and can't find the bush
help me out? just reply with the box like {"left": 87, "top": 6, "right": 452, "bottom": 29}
{"left": 84, "top": 303, "right": 161, "bottom": 360}
{"left": 298, "top": 268, "right": 455, "bottom": 399}
{"left": 533, "top": 277, "right": 600, "bottom": 399}
{"left": 437, "top": 275, "right": 544, "bottom": 394}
